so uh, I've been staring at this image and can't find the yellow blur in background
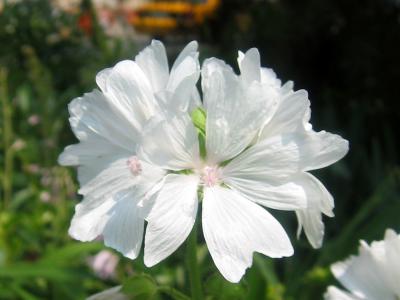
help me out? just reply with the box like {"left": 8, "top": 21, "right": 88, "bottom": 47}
{"left": 127, "top": 0, "right": 220, "bottom": 35}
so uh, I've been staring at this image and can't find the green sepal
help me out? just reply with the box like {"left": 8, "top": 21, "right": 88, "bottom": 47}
{"left": 170, "top": 169, "right": 194, "bottom": 175}
{"left": 190, "top": 107, "right": 207, "bottom": 160}
{"left": 191, "top": 107, "right": 206, "bottom": 136}
{"left": 198, "top": 132, "right": 207, "bottom": 160}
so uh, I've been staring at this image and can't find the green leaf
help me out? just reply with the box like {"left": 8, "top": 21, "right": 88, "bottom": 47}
{"left": 157, "top": 286, "right": 191, "bottom": 300}
{"left": 205, "top": 273, "right": 247, "bottom": 300}
{"left": 39, "top": 242, "right": 103, "bottom": 266}
{"left": 122, "top": 274, "right": 159, "bottom": 300}
{"left": 0, "top": 263, "right": 78, "bottom": 281}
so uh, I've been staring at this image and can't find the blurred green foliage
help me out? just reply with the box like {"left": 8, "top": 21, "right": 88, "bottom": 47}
{"left": 0, "top": 0, "right": 399, "bottom": 299}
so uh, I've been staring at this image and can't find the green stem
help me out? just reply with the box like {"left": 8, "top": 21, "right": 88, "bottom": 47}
{"left": 1, "top": 68, "right": 12, "bottom": 210}
{"left": 158, "top": 286, "right": 191, "bottom": 300}
{"left": 186, "top": 222, "right": 203, "bottom": 300}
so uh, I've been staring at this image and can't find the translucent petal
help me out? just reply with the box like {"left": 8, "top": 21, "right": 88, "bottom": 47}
{"left": 237, "top": 48, "right": 261, "bottom": 84}
{"left": 259, "top": 90, "right": 310, "bottom": 139}
{"left": 104, "top": 60, "right": 157, "bottom": 126}
{"left": 135, "top": 40, "right": 169, "bottom": 92}
{"left": 144, "top": 174, "right": 199, "bottom": 266}
{"left": 103, "top": 191, "right": 146, "bottom": 259}
{"left": 202, "top": 186, "right": 293, "bottom": 283}
{"left": 331, "top": 242, "right": 394, "bottom": 299}
{"left": 138, "top": 114, "right": 200, "bottom": 170}
{"left": 324, "top": 286, "right": 361, "bottom": 300}
{"left": 295, "top": 173, "right": 334, "bottom": 248}
{"left": 66, "top": 90, "right": 138, "bottom": 152}
{"left": 202, "top": 58, "right": 276, "bottom": 163}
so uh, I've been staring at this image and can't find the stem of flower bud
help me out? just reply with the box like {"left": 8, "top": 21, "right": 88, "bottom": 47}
{"left": 186, "top": 221, "right": 203, "bottom": 300}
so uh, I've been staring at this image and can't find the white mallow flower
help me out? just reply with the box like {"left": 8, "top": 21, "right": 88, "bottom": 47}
{"left": 58, "top": 40, "right": 200, "bottom": 259}
{"left": 138, "top": 49, "right": 349, "bottom": 282}
{"left": 325, "top": 229, "right": 400, "bottom": 300}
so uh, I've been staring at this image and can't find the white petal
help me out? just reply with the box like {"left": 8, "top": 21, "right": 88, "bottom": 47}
{"left": 258, "top": 87, "right": 348, "bottom": 171}
{"left": 87, "top": 286, "right": 128, "bottom": 300}
{"left": 138, "top": 114, "right": 200, "bottom": 170}
{"left": 78, "top": 157, "right": 165, "bottom": 201}
{"left": 104, "top": 60, "right": 157, "bottom": 127}
{"left": 75, "top": 153, "right": 126, "bottom": 186}
{"left": 202, "top": 58, "right": 276, "bottom": 163}
{"left": 324, "top": 286, "right": 361, "bottom": 300}
{"left": 237, "top": 48, "right": 281, "bottom": 88}
{"left": 295, "top": 173, "right": 334, "bottom": 249}
{"left": 69, "top": 156, "right": 164, "bottom": 245}
{"left": 280, "top": 80, "right": 294, "bottom": 94}
{"left": 168, "top": 56, "right": 199, "bottom": 92}
{"left": 103, "top": 190, "right": 145, "bottom": 259}
{"left": 260, "top": 67, "right": 282, "bottom": 88}
{"left": 135, "top": 39, "right": 169, "bottom": 92}
{"left": 189, "top": 87, "right": 202, "bottom": 111}
{"left": 66, "top": 90, "right": 138, "bottom": 152}
{"left": 222, "top": 175, "right": 307, "bottom": 210}
{"left": 331, "top": 242, "right": 393, "bottom": 300}
{"left": 259, "top": 90, "right": 310, "bottom": 139}
{"left": 171, "top": 41, "right": 198, "bottom": 72}
{"left": 202, "top": 186, "right": 293, "bottom": 283}
{"left": 69, "top": 196, "right": 115, "bottom": 242}
{"left": 144, "top": 174, "right": 199, "bottom": 267}
{"left": 226, "top": 131, "right": 348, "bottom": 179}
{"left": 58, "top": 134, "right": 128, "bottom": 167}
{"left": 381, "top": 229, "right": 400, "bottom": 295}
{"left": 237, "top": 48, "right": 261, "bottom": 84}
{"left": 167, "top": 55, "right": 200, "bottom": 112}
{"left": 296, "top": 209, "right": 325, "bottom": 249}
{"left": 300, "top": 130, "right": 349, "bottom": 171}
{"left": 95, "top": 67, "right": 112, "bottom": 92}
{"left": 223, "top": 133, "right": 307, "bottom": 181}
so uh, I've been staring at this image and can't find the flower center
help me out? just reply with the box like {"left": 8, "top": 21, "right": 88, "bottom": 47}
{"left": 127, "top": 156, "right": 142, "bottom": 176}
{"left": 201, "top": 166, "right": 221, "bottom": 187}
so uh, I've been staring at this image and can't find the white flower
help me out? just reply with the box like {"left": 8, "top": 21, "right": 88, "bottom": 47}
{"left": 325, "top": 229, "right": 400, "bottom": 300}
{"left": 138, "top": 48, "right": 349, "bottom": 282}
{"left": 60, "top": 40, "right": 348, "bottom": 283}
{"left": 59, "top": 40, "right": 200, "bottom": 259}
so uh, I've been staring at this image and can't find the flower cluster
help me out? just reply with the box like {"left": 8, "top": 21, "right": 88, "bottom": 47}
{"left": 325, "top": 229, "right": 400, "bottom": 300}
{"left": 59, "top": 40, "right": 349, "bottom": 282}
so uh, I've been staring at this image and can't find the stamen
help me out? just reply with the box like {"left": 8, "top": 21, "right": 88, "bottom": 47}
{"left": 201, "top": 166, "right": 221, "bottom": 187}
{"left": 127, "top": 156, "right": 142, "bottom": 176}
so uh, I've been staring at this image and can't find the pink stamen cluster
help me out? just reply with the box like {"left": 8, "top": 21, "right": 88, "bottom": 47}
{"left": 127, "top": 156, "right": 142, "bottom": 176}
{"left": 201, "top": 166, "right": 221, "bottom": 187}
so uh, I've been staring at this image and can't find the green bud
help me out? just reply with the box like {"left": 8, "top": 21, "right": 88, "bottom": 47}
{"left": 191, "top": 107, "right": 207, "bottom": 159}
{"left": 191, "top": 107, "right": 206, "bottom": 136}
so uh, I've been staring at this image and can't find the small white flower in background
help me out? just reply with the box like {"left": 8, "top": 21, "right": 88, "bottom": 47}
{"left": 26, "top": 164, "right": 40, "bottom": 174}
{"left": 59, "top": 40, "right": 200, "bottom": 259}
{"left": 88, "top": 250, "right": 119, "bottom": 280}
{"left": 27, "top": 114, "right": 40, "bottom": 126}
{"left": 11, "top": 138, "right": 26, "bottom": 151}
{"left": 87, "top": 286, "right": 128, "bottom": 300}
{"left": 39, "top": 191, "right": 51, "bottom": 203}
{"left": 60, "top": 40, "right": 348, "bottom": 283}
{"left": 325, "top": 229, "right": 400, "bottom": 300}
